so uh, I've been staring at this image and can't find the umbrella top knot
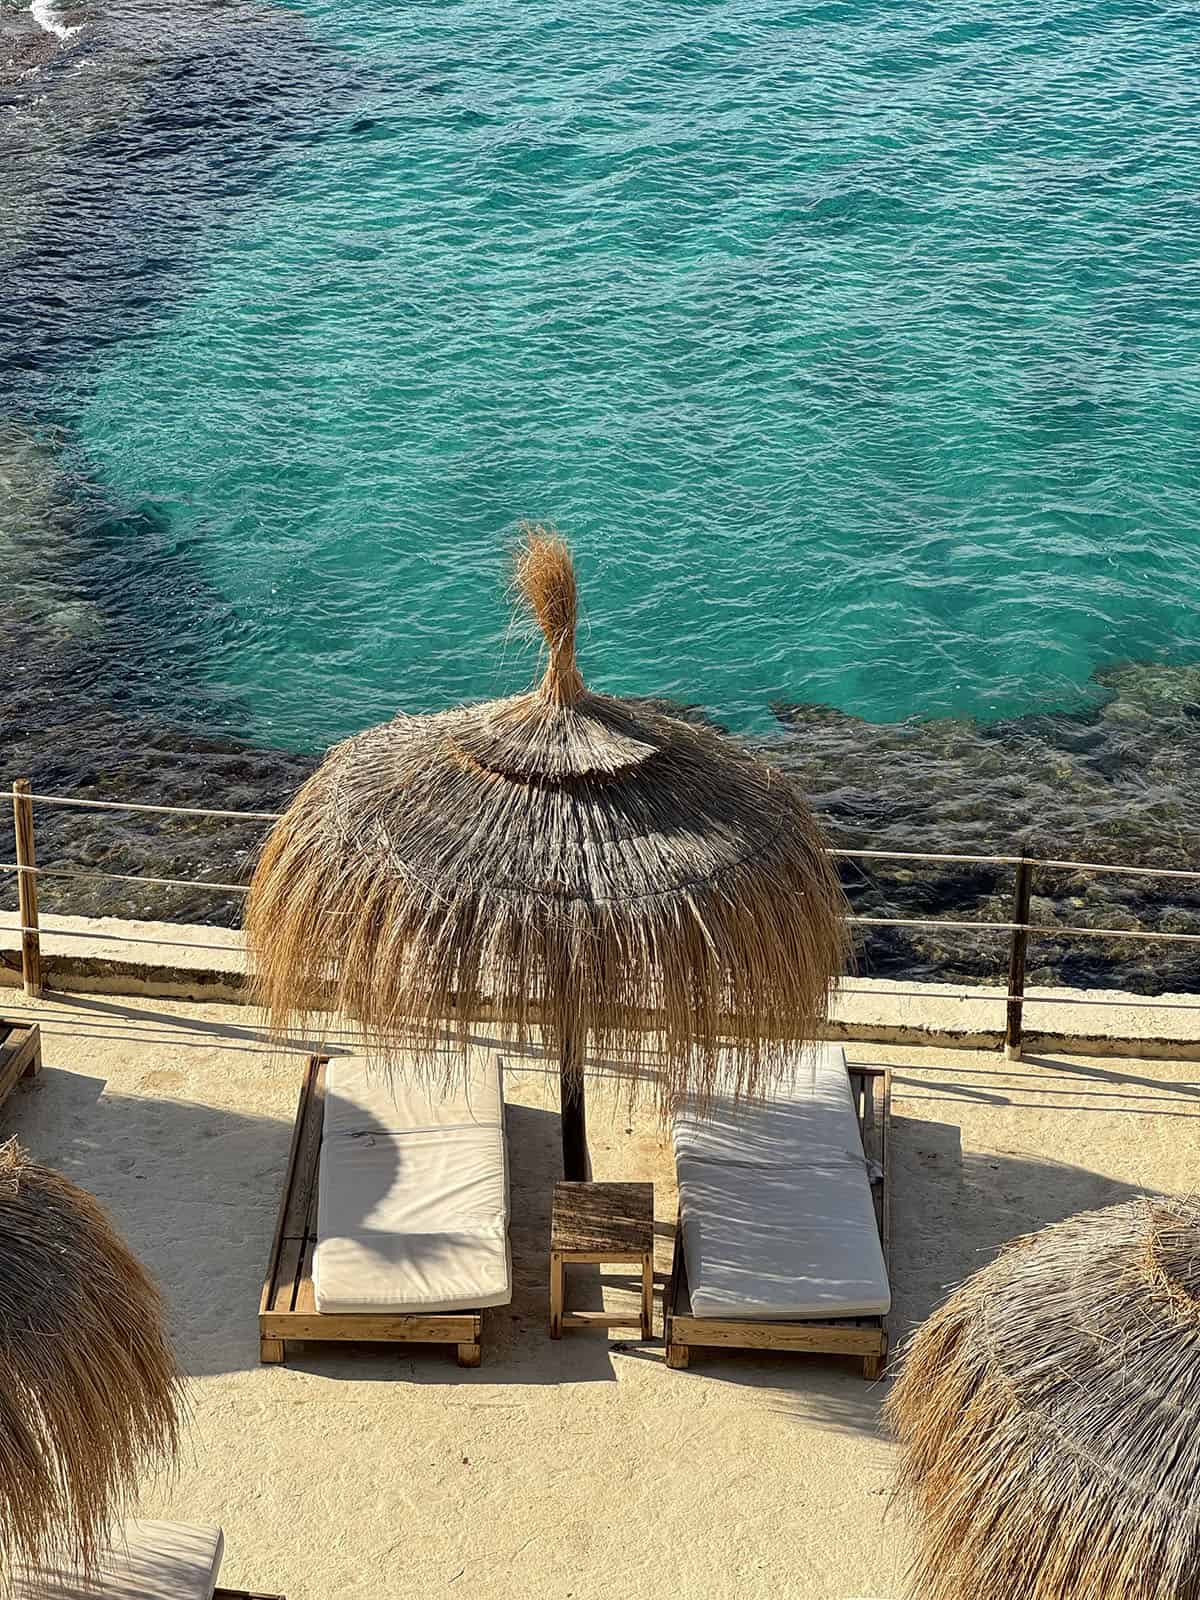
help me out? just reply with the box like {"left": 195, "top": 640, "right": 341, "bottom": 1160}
{"left": 514, "top": 525, "right": 585, "bottom": 706}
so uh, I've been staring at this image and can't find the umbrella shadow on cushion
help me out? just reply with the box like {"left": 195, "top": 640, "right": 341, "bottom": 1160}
{"left": 365, "top": 1102, "right": 620, "bottom": 1387}
{"left": 286, "top": 1098, "right": 617, "bottom": 1386}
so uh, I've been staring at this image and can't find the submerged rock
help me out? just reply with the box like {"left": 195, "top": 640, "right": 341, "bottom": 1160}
{"left": 627, "top": 696, "right": 729, "bottom": 733}
{"left": 770, "top": 701, "right": 870, "bottom": 732}
{"left": 0, "top": 422, "right": 105, "bottom": 640}
{"left": 0, "top": 12, "right": 62, "bottom": 93}
{"left": 0, "top": 420, "right": 318, "bottom": 924}
{"left": 768, "top": 667, "right": 1200, "bottom": 992}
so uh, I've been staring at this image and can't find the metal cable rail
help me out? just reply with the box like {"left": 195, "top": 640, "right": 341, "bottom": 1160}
{"left": 11, "top": 914, "right": 1200, "bottom": 948}
{"left": 5, "top": 786, "right": 1200, "bottom": 880}
{"left": 4, "top": 862, "right": 1199, "bottom": 942}
{"left": 0, "top": 861, "right": 249, "bottom": 893}
{"left": 6, "top": 781, "right": 1200, "bottom": 1055}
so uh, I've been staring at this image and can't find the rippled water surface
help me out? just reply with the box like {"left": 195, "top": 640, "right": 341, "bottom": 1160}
{"left": 5, "top": 0, "right": 1199, "bottom": 748}
{"left": 6, "top": 0, "right": 1200, "bottom": 986}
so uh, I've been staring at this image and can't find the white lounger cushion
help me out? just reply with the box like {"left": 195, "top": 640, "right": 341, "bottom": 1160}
{"left": 673, "top": 1045, "right": 868, "bottom": 1169}
{"left": 322, "top": 1056, "right": 503, "bottom": 1139}
{"left": 314, "top": 1051, "right": 511, "bottom": 1314}
{"left": 15, "top": 1521, "right": 224, "bottom": 1600}
{"left": 673, "top": 1045, "right": 890, "bottom": 1321}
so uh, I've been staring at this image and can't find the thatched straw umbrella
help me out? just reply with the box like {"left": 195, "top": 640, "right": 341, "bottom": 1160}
{"left": 886, "top": 1195, "right": 1200, "bottom": 1600}
{"left": 0, "top": 1139, "right": 181, "bottom": 1589}
{"left": 246, "top": 528, "right": 848, "bottom": 1177}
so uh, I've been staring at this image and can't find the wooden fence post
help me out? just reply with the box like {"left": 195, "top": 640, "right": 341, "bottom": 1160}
{"left": 12, "top": 779, "right": 43, "bottom": 998}
{"left": 1005, "top": 852, "right": 1034, "bottom": 1060}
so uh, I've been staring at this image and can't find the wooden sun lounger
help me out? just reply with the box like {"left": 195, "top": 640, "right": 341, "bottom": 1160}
{"left": 259, "top": 1056, "right": 484, "bottom": 1368}
{"left": 664, "top": 1065, "right": 891, "bottom": 1379}
{"left": 0, "top": 1017, "right": 41, "bottom": 1110}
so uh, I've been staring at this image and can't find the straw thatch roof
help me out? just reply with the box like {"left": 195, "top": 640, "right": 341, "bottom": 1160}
{"left": 0, "top": 1140, "right": 181, "bottom": 1589}
{"left": 247, "top": 528, "right": 848, "bottom": 1108}
{"left": 885, "top": 1195, "right": 1200, "bottom": 1600}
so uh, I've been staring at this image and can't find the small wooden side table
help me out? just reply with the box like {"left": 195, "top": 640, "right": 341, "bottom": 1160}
{"left": 549, "top": 1181, "right": 655, "bottom": 1339}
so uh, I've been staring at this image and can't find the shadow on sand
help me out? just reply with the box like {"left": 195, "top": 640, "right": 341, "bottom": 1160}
{"left": 2, "top": 1005, "right": 1185, "bottom": 1428}
{"left": 0, "top": 1035, "right": 620, "bottom": 1387}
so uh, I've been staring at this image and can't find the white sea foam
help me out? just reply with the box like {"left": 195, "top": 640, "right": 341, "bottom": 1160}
{"left": 29, "top": 0, "right": 80, "bottom": 41}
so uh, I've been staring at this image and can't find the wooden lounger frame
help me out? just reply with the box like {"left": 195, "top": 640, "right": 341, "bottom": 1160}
{"left": 259, "top": 1056, "right": 485, "bottom": 1368}
{"left": 664, "top": 1065, "right": 892, "bottom": 1379}
{"left": 0, "top": 1018, "right": 41, "bottom": 1110}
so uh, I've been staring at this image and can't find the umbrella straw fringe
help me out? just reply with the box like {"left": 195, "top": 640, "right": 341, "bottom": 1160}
{"left": 885, "top": 1197, "right": 1200, "bottom": 1600}
{"left": 247, "top": 785, "right": 848, "bottom": 1112}
{"left": 0, "top": 1141, "right": 181, "bottom": 1591}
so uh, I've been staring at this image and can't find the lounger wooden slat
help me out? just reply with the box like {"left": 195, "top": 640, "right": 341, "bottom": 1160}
{"left": 259, "top": 1056, "right": 485, "bottom": 1367}
{"left": 664, "top": 1065, "right": 891, "bottom": 1379}
{"left": 0, "top": 1017, "right": 41, "bottom": 1110}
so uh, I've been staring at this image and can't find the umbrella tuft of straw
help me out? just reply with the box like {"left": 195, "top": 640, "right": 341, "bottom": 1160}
{"left": 0, "top": 1140, "right": 181, "bottom": 1591}
{"left": 246, "top": 528, "right": 849, "bottom": 1111}
{"left": 885, "top": 1195, "right": 1200, "bottom": 1600}
{"left": 512, "top": 524, "right": 584, "bottom": 706}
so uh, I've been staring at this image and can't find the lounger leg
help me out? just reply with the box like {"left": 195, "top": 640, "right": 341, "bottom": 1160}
{"left": 456, "top": 1342, "right": 481, "bottom": 1368}
{"left": 666, "top": 1343, "right": 689, "bottom": 1370}
{"left": 640, "top": 1252, "right": 654, "bottom": 1340}
{"left": 259, "top": 1337, "right": 285, "bottom": 1365}
{"left": 213, "top": 1588, "right": 287, "bottom": 1600}
{"left": 549, "top": 1249, "right": 564, "bottom": 1339}
{"left": 863, "top": 1335, "right": 888, "bottom": 1381}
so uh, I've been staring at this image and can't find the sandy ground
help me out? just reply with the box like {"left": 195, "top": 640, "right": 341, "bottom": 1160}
{"left": 1, "top": 991, "right": 1196, "bottom": 1600}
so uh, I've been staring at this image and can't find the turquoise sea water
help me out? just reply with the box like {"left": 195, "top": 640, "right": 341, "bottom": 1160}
{"left": 17, "top": 0, "right": 1200, "bottom": 749}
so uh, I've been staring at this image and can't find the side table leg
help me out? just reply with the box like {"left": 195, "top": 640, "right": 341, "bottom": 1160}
{"left": 549, "top": 1249, "right": 564, "bottom": 1339}
{"left": 641, "top": 1251, "right": 654, "bottom": 1339}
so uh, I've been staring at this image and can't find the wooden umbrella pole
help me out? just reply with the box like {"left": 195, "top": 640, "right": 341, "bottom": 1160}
{"left": 559, "top": 1017, "right": 589, "bottom": 1182}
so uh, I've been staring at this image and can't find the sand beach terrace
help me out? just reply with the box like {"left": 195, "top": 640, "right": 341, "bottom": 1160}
{"left": 0, "top": 983, "right": 1194, "bottom": 1600}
